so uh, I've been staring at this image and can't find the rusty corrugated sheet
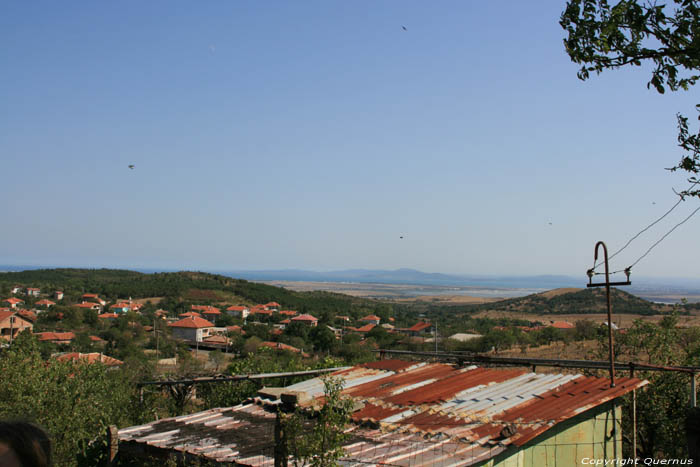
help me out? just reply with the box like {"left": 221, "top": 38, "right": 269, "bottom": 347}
{"left": 386, "top": 367, "right": 527, "bottom": 406}
{"left": 118, "top": 361, "right": 647, "bottom": 466}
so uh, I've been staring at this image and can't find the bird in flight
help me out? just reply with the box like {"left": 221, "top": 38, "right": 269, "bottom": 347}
{"left": 402, "top": 26, "right": 407, "bottom": 31}
{"left": 128, "top": 165, "right": 135, "bottom": 169}
{"left": 400, "top": 236, "right": 404, "bottom": 239}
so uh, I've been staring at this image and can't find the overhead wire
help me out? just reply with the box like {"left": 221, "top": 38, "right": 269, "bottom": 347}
{"left": 591, "top": 180, "right": 700, "bottom": 274}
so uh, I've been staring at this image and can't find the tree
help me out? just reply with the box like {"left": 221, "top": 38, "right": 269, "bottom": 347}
{"left": 561, "top": 0, "right": 700, "bottom": 197}
{"left": 593, "top": 314, "right": 697, "bottom": 458}
{"left": 285, "top": 376, "right": 353, "bottom": 467}
{"left": 0, "top": 331, "right": 138, "bottom": 466}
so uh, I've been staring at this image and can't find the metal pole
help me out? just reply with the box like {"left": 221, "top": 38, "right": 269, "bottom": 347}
{"left": 631, "top": 363, "right": 637, "bottom": 460}
{"left": 434, "top": 321, "right": 438, "bottom": 355}
{"left": 155, "top": 318, "right": 159, "bottom": 363}
{"left": 594, "top": 241, "right": 615, "bottom": 387}
{"left": 692, "top": 372, "right": 697, "bottom": 408}
{"left": 9, "top": 315, "right": 14, "bottom": 345}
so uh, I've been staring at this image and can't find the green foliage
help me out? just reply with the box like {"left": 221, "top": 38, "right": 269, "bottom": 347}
{"left": 0, "top": 332, "right": 141, "bottom": 466}
{"left": 561, "top": 0, "right": 700, "bottom": 92}
{"left": 285, "top": 376, "right": 353, "bottom": 467}
{"left": 596, "top": 314, "right": 698, "bottom": 458}
{"left": 561, "top": 0, "right": 700, "bottom": 196}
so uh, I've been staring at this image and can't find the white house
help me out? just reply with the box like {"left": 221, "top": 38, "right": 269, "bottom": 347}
{"left": 168, "top": 316, "right": 215, "bottom": 342}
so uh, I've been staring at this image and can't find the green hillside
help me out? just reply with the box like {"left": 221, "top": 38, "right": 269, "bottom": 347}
{"left": 456, "top": 287, "right": 688, "bottom": 316}
{"left": 0, "top": 268, "right": 386, "bottom": 316}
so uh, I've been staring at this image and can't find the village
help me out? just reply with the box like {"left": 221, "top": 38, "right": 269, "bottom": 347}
{"left": 1, "top": 270, "right": 698, "bottom": 465}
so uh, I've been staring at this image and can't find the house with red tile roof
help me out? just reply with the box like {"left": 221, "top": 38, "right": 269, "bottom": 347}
{"left": 3, "top": 298, "right": 24, "bottom": 309}
{"left": 251, "top": 308, "right": 273, "bottom": 318}
{"left": 0, "top": 310, "right": 33, "bottom": 341}
{"left": 259, "top": 341, "right": 309, "bottom": 358}
{"left": 98, "top": 313, "right": 119, "bottom": 320}
{"left": 225, "top": 305, "right": 250, "bottom": 319}
{"left": 263, "top": 302, "right": 280, "bottom": 311}
{"left": 17, "top": 309, "right": 37, "bottom": 323}
{"left": 26, "top": 287, "right": 41, "bottom": 297}
{"left": 10, "top": 286, "right": 21, "bottom": 294}
{"left": 278, "top": 310, "right": 298, "bottom": 317}
{"left": 82, "top": 293, "right": 106, "bottom": 306}
{"left": 54, "top": 291, "right": 64, "bottom": 300}
{"left": 35, "top": 331, "right": 76, "bottom": 345}
{"left": 226, "top": 325, "right": 244, "bottom": 335}
{"left": 360, "top": 314, "right": 381, "bottom": 325}
{"left": 202, "top": 334, "right": 230, "bottom": 346}
{"left": 201, "top": 308, "right": 222, "bottom": 321}
{"left": 291, "top": 314, "right": 318, "bottom": 327}
{"left": 349, "top": 323, "right": 376, "bottom": 334}
{"left": 192, "top": 305, "right": 220, "bottom": 314}
{"left": 406, "top": 321, "right": 433, "bottom": 336}
{"left": 54, "top": 352, "right": 123, "bottom": 367}
{"left": 168, "top": 316, "right": 214, "bottom": 342}
{"left": 36, "top": 299, "right": 56, "bottom": 308}
{"left": 179, "top": 311, "right": 202, "bottom": 318}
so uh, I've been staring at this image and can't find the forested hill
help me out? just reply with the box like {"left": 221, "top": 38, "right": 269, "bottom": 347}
{"left": 463, "top": 287, "right": 696, "bottom": 315}
{"left": 0, "top": 268, "right": 384, "bottom": 315}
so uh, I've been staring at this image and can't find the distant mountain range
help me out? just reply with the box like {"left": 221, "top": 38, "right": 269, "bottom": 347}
{"left": 2, "top": 265, "right": 700, "bottom": 297}
{"left": 219, "top": 268, "right": 584, "bottom": 289}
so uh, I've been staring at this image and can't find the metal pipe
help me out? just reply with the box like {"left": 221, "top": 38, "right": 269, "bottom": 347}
{"left": 371, "top": 349, "right": 700, "bottom": 373}
{"left": 631, "top": 363, "right": 637, "bottom": 460}
{"left": 594, "top": 241, "right": 615, "bottom": 387}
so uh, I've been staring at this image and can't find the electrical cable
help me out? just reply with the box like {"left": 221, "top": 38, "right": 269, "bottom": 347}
{"left": 591, "top": 180, "right": 699, "bottom": 272}
{"left": 626, "top": 204, "right": 700, "bottom": 269}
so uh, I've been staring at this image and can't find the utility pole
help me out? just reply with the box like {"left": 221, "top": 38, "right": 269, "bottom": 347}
{"left": 9, "top": 315, "right": 15, "bottom": 345}
{"left": 587, "top": 241, "right": 632, "bottom": 463}
{"left": 586, "top": 241, "right": 631, "bottom": 388}
{"left": 434, "top": 321, "right": 438, "bottom": 355}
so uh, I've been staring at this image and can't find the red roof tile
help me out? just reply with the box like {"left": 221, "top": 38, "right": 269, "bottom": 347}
{"left": 260, "top": 341, "right": 309, "bottom": 357}
{"left": 54, "top": 352, "right": 123, "bottom": 366}
{"left": 98, "top": 313, "right": 119, "bottom": 319}
{"left": 169, "top": 316, "right": 214, "bottom": 329}
{"left": 35, "top": 331, "right": 75, "bottom": 342}
{"left": 407, "top": 321, "right": 432, "bottom": 332}
{"left": 292, "top": 314, "right": 318, "bottom": 322}
{"left": 179, "top": 311, "right": 202, "bottom": 318}
{"left": 353, "top": 323, "right": 376, "bottom": 333}
{"left": 4, "top": 298, "right": 24, "bottom": 305}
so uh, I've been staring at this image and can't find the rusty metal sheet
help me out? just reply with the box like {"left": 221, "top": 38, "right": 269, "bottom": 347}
{"left": 387, "top": 367, "right": 527, "bottom": 406}
{"left": 118, "top": 361, "right": 647, "bottom": 466}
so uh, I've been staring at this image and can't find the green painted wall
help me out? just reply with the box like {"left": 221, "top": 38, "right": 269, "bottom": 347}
{"left": 480, "top": 402, "right": 622, "bottom": 467}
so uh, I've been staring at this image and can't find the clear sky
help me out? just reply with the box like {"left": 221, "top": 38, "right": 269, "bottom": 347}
{"left": 2, "top": 1, "right": 699, "bottom": 279}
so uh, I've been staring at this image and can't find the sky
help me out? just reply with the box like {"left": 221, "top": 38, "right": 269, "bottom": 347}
{"left": 2, "top": 1, "right": 699, "bottom": 279}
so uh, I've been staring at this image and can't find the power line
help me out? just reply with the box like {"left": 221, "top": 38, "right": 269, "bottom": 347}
{"left": 592, "top": 180, "right": 700, "bottom": 273}
{"left": 627, "top": 204, "right": 700, "bottom": 269}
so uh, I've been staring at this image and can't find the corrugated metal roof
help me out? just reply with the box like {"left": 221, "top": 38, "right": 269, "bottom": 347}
{"left": 118, "top": 360, "right": 647, "bottom": 466}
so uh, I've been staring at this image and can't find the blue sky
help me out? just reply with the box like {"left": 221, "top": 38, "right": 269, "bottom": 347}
{"left": 2, "top": 1, "right": 699, "bottom": 278}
